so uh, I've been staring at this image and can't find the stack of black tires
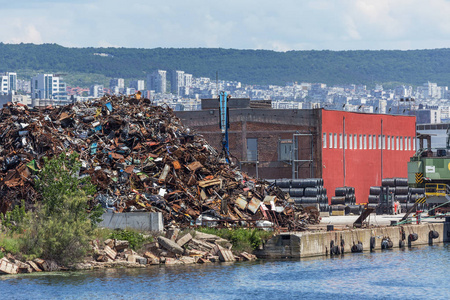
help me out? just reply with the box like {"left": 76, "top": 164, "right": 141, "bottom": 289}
{"left": 272, "top": 178, "right": 329, "bottom": 212}
{"left": 368, "top": 178, "right": 425, "bottom": 214}
{"left": 330, "top": 187, "right": 362, "bottom": 215}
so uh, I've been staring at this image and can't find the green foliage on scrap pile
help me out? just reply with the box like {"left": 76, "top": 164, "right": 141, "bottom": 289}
{"left": 197, "top": 228, "right": 274, "bottom": 253}
{"left": 4, "top": 152, "right": 105, "bottom": 265}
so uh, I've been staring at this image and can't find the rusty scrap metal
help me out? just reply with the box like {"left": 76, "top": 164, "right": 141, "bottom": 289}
{"left": 0, "top": 96, "right": 318, "bottom": 229}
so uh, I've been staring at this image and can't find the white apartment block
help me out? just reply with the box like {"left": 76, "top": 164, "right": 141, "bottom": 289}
{"left": 90, "top": 85, "right": 104, "bottom": 98}
{"left": 129, "top": 80, "right": 145, "bottom": 91}
{"left": 1, "top": 72, "right": 17, "bottom": 95}
{"left": 110, "top": 78, "right": 124, "bottom": 90}
{"left": 31, "top": 74, "right": 68, "bottom": 104}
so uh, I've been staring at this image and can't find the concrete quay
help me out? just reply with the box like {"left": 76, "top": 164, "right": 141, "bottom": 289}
{"left": 255, "top": 215, "right": 449, "bottom": 259}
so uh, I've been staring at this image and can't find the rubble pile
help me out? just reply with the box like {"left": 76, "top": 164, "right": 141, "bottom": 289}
{"left": 0, "top": 231, "right": 257, "bottom": 274}
{"left": 0, "top": 95, "right": 319, "bottom": 230}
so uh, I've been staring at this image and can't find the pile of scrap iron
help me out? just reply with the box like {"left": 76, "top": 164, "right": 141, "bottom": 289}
{"left": 0, "top": 95, "right": 319, "bottom": 230}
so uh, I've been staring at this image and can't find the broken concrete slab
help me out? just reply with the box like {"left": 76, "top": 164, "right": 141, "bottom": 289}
{"left": 26, "top": 261, "right": 42, "bottom": 272}
{"left": 104, "top": 246, "right": 117, "bottom": 260}
{"left": 157, "top": 236, "right": 184, "bottom": 255}
{"left": 166, "top": 228, "right": 180, "bottom": 241}
{"left": 218, "top": 248, "right": 235, "bottom": 262}
{"left": 0, "top": 258, "right": 18, "bottom": 274}
{"left": 33, "top": 258, "right": 49, "bottom": 272}
{"left": 176, "top": 233, "right": 193, "bottom": 247}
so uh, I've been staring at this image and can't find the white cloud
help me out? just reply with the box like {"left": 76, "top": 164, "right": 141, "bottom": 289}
{"left": 2, "top": 21, "right": 43, "bottom": 44}
{"left": 2, "top": 0, "right": 450, "bottom": 50}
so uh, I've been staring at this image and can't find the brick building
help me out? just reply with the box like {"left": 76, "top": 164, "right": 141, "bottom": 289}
{"left": 175, "top": 100, "right": 416, "bottom": 204}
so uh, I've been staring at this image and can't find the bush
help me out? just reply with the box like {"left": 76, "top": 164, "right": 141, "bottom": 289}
{"left": 0, "top": 234, "right": 21, "bottom": 255}
{"left": 1, "top": 200, "right": 27, "bottom": 233}
{"left": 108, "top": 229, "right": 153, "bottom": 250}
{"left": 197, "top": 228, "right": 274, "bottom": 253}
{"left": 19, "top": 152, "right": 101, "bottom": 266}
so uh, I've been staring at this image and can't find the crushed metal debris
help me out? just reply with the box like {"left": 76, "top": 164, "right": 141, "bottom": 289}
{"left": 0, "top": 95, "right": 319, "bottom": 230}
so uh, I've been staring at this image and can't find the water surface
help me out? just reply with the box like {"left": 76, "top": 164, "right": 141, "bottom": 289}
{"left": 1, "top": 244, "right": 449, "bottom": 299}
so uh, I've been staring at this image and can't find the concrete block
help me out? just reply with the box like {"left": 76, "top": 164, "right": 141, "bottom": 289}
{"left": 114, "top": 240, "right": 129, "bottom": 251}
{"left": 0, "top": 258, "right": 18, "bottom": 274}
{"left": 158, "top": 236, "right": 184, "bottom": 255}
{"left": 176, "top": 233, "right": 193, "bottom": 247}
{"left": 26, "top": 261, "right": 42, "bottom": 272}
{"left": 180, "top": 256, "right": 196, "bottom": 264}
{"left": 33, "top": 258, "right": 49, "bottom": 271}
{"left": 104, "top": 239, "right": 114, "bottom": 248}
{"left": 99, "top": 211, "right": 164, "bottom": 231}
{"left": 149, "top": 212, "right": 164, "bottom": 232}
{"left": 143, "top": 251, "right": 160, "bottom": 264}
{"left": 104, "top": 246, "right": 117, "bottom": 260}
{"left": 165, "top": 258, "right": 183, "bottom": 265}
{"left": 136, "top": 257, "right": 147, "bottom": 265}
{"left": 218, "top": 248, "right": 235, "bottom": 262}
{"left": 166, "top": 228, "right": 180, "bottom": 241}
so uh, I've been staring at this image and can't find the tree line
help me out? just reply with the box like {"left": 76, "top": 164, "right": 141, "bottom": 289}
{"left": 1, "top": 43, "right": 450, "bottom": 88}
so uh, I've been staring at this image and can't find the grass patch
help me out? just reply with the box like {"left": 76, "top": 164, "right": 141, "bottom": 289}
{"left": 196, "top": 228, "right": 274, "bottom": 253}
{"left": 0, "top": 234, "right": 22, "bottom": 255}
{"left": 108, "top": 229, "right": 153, "bottom": 251}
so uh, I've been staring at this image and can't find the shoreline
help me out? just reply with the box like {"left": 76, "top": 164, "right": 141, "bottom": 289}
{"left": 2, "top": 214, "right": 449, "bottom": 275}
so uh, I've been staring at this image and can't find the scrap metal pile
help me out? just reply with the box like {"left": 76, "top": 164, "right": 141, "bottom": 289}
{"left": 0, "top": 95, "right": 319, "bottom": 230}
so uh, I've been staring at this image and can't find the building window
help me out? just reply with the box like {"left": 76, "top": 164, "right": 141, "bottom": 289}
{"left": 247, "top": 138, "right": 258, "bottom": 161}
{"left": 405, "top": 136, "right": 408, "bottom": 150}
{"left": 378, "top": 135, "right": 381, "bottom": 149}
{"left": 359, "top": 135, "right": 363, "bottom": 149}
{"left": 349, "top": 134, "right": 352, "bottom": 149}
{"left": 364, "top": 135, "right": 367, "bottom": 149}
{"left": 373, "top": 135, "right": 377, "bottom": 149}
{"left": 400, "top": 137, "right": 403, "bottom": 150}
{"left": 339, "top": 134, "right": 343, "bottom": 149}
{"left": 278, "top": 139, "right": 292, "bottom": 161}
{"left": 344, "top": 134, "right": 347, "bottom": 149}
{"left": 387, "top": 135, "right": 390, "bottom": 150}
{"left": 334, "top": 133, "right": 338, "bottom": 149}
{"left": 396, "top": 136, "right": 399, "bottom": 150}
{"left": 382, "top": 135, "right": 386, "bottom": 150}
{"left": 413, "top": 137, "right": 416, "bottom": 151}
{"left": 329, "top": 133, "right": 333, "bottom": 149}
{"left": 323, "top": 133, "right": 327, "bottom": 148}
{"left": 354, "top": 134, "right": 358, "bottom": 150}
{"left": 392, "top": 136, "right": 395, "bottom": 150}
{"left": 369, "top": 135, "right": 372, "bottom": 149}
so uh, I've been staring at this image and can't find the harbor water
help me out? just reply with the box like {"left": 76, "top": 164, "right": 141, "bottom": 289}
{"left": 1, "top": 243, "right": 450, "bottom": 300}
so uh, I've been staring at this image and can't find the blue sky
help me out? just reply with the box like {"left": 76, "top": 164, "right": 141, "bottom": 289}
{"left": 2, "top": 0, "right": 450, "bottom": 51}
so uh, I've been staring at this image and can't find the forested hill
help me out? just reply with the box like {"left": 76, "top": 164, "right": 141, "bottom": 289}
{"left": 1, "top": 43, "right": 450, "bottom": 87}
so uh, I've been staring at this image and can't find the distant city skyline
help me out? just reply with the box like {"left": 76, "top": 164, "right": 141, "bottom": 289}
{"left": 2, "top": 0, "right": 450, "bottom": 51}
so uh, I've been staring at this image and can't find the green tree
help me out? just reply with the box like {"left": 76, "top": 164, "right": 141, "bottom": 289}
{"left": 20, "top": 152, "right": 102, "bottom": 265}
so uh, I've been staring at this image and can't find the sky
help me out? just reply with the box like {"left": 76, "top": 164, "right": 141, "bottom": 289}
{"left": 2, "top": 0, "right": 450, "bottom": 51}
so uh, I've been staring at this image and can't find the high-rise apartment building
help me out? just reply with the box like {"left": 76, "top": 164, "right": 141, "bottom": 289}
{"left": 109, "top": 78, "right": 124, "bottom": 95}
{"left": 90, "top": 85, "right": 104, "bottom": 98}
{"left": 129, "top": 80, "right": 145, "bottom": 91}
{"left": 31, "top": 74, "right": 68, "bottom": 104}
{"left": 171, "top": 70, "right": 184, "bottom": 95}
{"left": 1, "top": 72, "right": 17, "bottom": 95}
{"left": 109, "top": 78, "right": 124, "bottom": 89}
{"left": 184, "top": 73, "right": 193, "bottom": 96}
{"left": 147, "top": 70, "right": 166, "bottom": 93}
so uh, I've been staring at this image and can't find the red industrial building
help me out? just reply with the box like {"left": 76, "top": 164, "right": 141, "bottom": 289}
{"left": 321, "top": 110, "right": 416, "bottom": 205}
{"left": 176, "top": 100, "right": 416, "bottom": 204}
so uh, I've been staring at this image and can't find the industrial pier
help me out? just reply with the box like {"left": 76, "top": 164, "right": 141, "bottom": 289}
{"left": 255, "top": 220, "right": 449, "bottom": 259}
